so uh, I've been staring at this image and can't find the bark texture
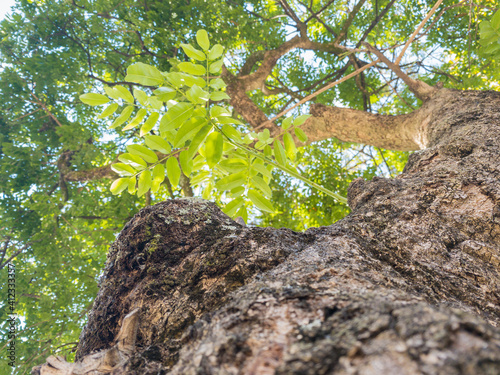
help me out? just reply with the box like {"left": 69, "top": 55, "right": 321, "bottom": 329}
{"left": 33, "top": 89, "right": 500, "bottom": 374}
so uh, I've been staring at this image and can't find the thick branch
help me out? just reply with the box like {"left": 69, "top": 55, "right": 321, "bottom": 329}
{"left": 304, "top": 103, "right": 426, "bottom": 151}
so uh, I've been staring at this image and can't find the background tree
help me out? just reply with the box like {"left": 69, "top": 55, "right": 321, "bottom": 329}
{"left": 0, "top": 0, "right": 498, "bottom": 373}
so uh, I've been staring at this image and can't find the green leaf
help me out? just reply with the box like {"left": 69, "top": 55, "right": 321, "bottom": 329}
{"left": 104, "top": 86, "right": 120, "bottom": 100}
{"left": 181, "top": 73, "right": 206, "bottom": 87}
{"left": 151, "top": 164, "right": 165, "bottom": 193}
{"left": 210, "top": 78, "right": 226, "bottom": 90}
{"left": 283, "top": 133, "right": 297, "bottom": 161}
{"left": 251, "top": 163, "right": 272, "bottom": 179}
{"left": 207, "top": 44, "right": 224, "bottom": 60}
{"left": 196, "top": 29, "right": 210, "bottom": 50}
{"left": 153, "top": 87, "right": 176, "bottom": 102}
{"left": 111, "top": 163, "right": 136, "bottom": 177}
{"left": 293, "top": 114, "right": 311, "bottom": 126}
{"left": 118, "top": 153, "right": 147, "bottom": 169}
{"left": 221, "top": 124, "right": 242, "bottom": 142}
{"left": 179, "top": 150, "right": 194, "bottom": 176}
{"left": 166, "top": 157, "right": 181, "bottom": 187}
{"left": 114, "top": 86, "right": 135, "bottom": 103}
{"left": 187, "top": 124, "right": 212, "bottom": 159}
{"left": 215, "top": 171, "right": 246, "bottom": 191}
{"left": 140, "top": 112, "right": 160, "bottom": 136}
{"left": 217, "top": 116, "right": 243, "bottom": 125}
{"left": 110, "top": 178, "right": 129, "bottom": 195}
{"left": 248, "top": 189, "right": 274, "bottom": 213}
{"left": 80, "top": 93, "right": 109, "bottom": 106}
{"left": 210, "top": 105, "right": 231, "bottom": 117}
{"left": 491, "top": 9, "right": 500, "bottom": 30}
{"left": 282, "top": 117, "right": 293, "bottom": 130}
{"left": 148, "top": 96, "right": 163, "bottom": 110}
{"left": 209, "top": 60, "right": 223, "bottom": 74}
{"left": 251, "top": 176, "right": 272, "bottom": 198}
{"left": 109, "top": 106, "right": 134, "bottom": 129}
{"left": 294, "top": 128, "right": 308, "bottom": 143}
{"left": 223, "top": 197, "right": 245, "bottom": 217}
{"left": 180, "top": 43, "right": 206, "bottom": 61}
{"left": 128, "top": 176, "right": 137, "bottom": 194}
{"left": 97, "top": 103, "right": 119, "bottom": 119}
{"left": 126, "top": 144, "right": 158, "bottom": 163}
{"left": 174, "top": 117, "right": 206, "bottom": 147}
{"left": 137, "top": 170, "right": 152, "bottom": 197}
{"left": 133, "top": 88, "right": 148, "bottom": 106}
{"left": 144, "top": 134, "right": 171, "bottom": 154}
{"left": 230, "top": 186, "right": 245, "bottom": 198}
{"left": 205, "top": 131, "right": 223, "bottom": 167}
{"left": 219, "top": 158, "right": 248, "bottom": 173}
{"left": 186, "top": 85, "right": 210, "bottom": 104}
{"left": 160, "top": 103, "right": 194, "bottom": 132}
{"left": 236, "top": 205, "right": 248, "bottom": 223}
{"left": 123, "top": 108, "right": 147, "bottom": 131}
{"left": 178, "top": 62, "right": 206, "bottom": 75}
{"left": 125, "top": 62, "right": 164, "bottom": 86}
{"left": 210, "top": 92, "right": 230, "bottom": 101}
{"left": 202, "top": 181, "right": 213, "bottom": 199}
{"left": 273, "top": 140, "right": 287, "bottom": 166}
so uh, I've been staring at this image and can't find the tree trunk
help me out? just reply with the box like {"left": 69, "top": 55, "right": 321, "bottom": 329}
{"left": 33, "top": 89, "right": 500, "bottom": 374}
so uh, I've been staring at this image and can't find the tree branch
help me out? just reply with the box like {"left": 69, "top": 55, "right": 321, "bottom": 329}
{"left": 362, "top": 43, "right": 437, "bottom": 101}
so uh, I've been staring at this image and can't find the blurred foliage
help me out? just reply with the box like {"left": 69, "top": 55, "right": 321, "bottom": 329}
{"left": 0, "top": 0, "right": 498, "bottom": 373}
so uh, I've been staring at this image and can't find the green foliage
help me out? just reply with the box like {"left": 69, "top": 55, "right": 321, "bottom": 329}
{"left": 81, "top": 31, "right": 346, "bottom": 218}
{"left": 0, "top": 0, "right": 498, "bottom": 373}
{"left": 479, "top": 9, "right": 500, "bottom": 59}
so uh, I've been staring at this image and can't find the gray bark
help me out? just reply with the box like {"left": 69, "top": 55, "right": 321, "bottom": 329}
{"left": 33, "top": 89, "right": 500, "bottom": 374}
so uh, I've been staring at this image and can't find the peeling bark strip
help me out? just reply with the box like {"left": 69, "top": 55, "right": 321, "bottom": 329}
{"left": 33, "top": 89, "right": 500, "bottom": 374}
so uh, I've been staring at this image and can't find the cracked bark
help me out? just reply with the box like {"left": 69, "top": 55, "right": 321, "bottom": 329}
{"left": 33, "top": 88, "right": 500, "bottom": 374}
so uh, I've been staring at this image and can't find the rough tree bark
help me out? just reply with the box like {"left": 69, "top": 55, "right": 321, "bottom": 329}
{"left": 33, "top": 88, "right": 500, "bottom": 374}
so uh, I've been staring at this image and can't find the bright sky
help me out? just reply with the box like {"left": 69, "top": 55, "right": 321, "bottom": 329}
{"left": 0, "top": 0, "right": 15, "bottom": 20}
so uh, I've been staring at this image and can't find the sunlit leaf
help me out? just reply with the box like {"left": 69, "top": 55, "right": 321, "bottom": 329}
{"left": 205, "top": 131, "right": 223, "bottom": 167}
{"left": 111, "top": 163, "right": 136, "bottom": 177}
{"left": 179, "top": 150, "right": 194, "bottom": 176}
{"left": 215, "top": 171, "right": 246, "bottom": 191}
{"left": 187, "top": 124, "right": 212, "bottom": 159}
{"left": 133, "top": 88, "right": 148, "bottom": 106}
{"left": 174, "top": 117, "right": 206, "bottom": 147}
{"left": 160, "top": 103, "right": 194, "bottom": 132}
{"left": 110, "top": 178, "right": 128, "bottom": 195}
{"left": 153, "top": 87, "right": 176, "bottom": 102}
{"left": 180, "top": 43, "right": 206, "bottom": 61}
{"left": 223, "top": 197, "right": 245, "bottom": 217}
{"left": 140, "top": 112, "right": 160, "bottom": 136}
{"left": 294, "top": 128, "right": 308, "bottom": 143}
{"left": 248, "top": 189, "right": 274, "bottom": 213}
{"left": 137, "top": 170, "right": 152, "bottom": 197}
{"left": 125, "top": 62, "right": 164, "bottom": 86}
{"left": 97, "top": 103, "right": 119, "bottom": 119}
{"left": 196, "top": 29, "right": 210, "bottom": 50}
{"left": 126, "top": 144, "right": 158, "bottom": 163}
{"left": 114, "top": 86, "right": 135, "bottom": 103}
{"left": 178, "top": 62, "right": 206, "bottom": 75}
{"left": 123, "top": 108, "right": 147, "bottom": 131}
{"left": 151, "top": 164, "right": 165, "bottom": 193}
{"left": 109, "top": 106, "right": 134, "bottom": 129}
{"left": 273, "top": 140, "right": 287, "bottom": 166}
{"left": 144, "top": 134, "right": 171, "bottom": 154}
{"left": 207, "top": 44, "right": 224, "bottom": 60}
{"left": 118, "top": 153, "right": 147, "bottom": 169}
{"left": 166, "top": 157, "right": 181, "bottom": 187}
{"left": 80, "top": 93, "right": 109, "bottom": 106}
{"left": 251, "top": 176, "right": 272, "bottom": 197}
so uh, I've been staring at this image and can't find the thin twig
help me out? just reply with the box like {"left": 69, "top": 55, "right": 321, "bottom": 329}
{"left": 254, "top": 59, "right": 380, "bottom": 130}
{"left": 395, "top": 0, "right": 444, "bottom": 65}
